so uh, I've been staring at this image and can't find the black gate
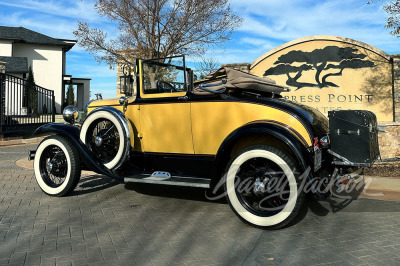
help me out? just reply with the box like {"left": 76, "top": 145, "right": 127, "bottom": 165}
{"left": 0, "top": 73, "right": 55, "bottom": 134}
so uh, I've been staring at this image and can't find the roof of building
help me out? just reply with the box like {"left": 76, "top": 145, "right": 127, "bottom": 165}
{"left": 0, "top": 56, "right": 28, "bottom": 73}
{"left": 0, "top": 26, "right": 76, "bottom": 50}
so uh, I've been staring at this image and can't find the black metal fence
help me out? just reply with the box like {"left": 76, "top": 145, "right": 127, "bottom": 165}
{"left": 0, "top": 73, "right": 55, "bottom": 133}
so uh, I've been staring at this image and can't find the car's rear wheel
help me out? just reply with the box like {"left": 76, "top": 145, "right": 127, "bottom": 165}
{"left": 80, "top": 110, "right": 128, "bottom": 170}
{"left": 225, "top": 144, "right": 305, "bottom": 229}
{"left": 34, "top": 135, "right": 81, "bottom": 197}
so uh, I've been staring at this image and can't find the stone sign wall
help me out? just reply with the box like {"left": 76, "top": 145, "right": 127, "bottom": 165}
{"left": 250, "top": 36, "right": 393, "bottom": 122}
{"left": 225, "top": 36, "right": 400, "bottom": 159}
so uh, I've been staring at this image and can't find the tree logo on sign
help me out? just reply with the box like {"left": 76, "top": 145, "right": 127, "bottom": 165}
{"left": 263, "top": 46, "right": 375, "bottom": 90}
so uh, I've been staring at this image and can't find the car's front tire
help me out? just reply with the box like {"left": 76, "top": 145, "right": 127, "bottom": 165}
{"left": 225, "top": 144, "right": 305, "bottom": 229}
{"left": 34, "top": 135, "right": 81, "bottom": 197}
{"left": 80, "top": 110, "right": 128, "bottom": 170}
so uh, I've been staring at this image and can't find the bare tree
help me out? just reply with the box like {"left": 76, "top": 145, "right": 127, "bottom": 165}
{"left": 73, "top": 0, "right": 242, "bottom": 67}
{"left": 195, "top": 57, "right": 220, "bottom": 79}
{"left": 368, "top": 0, "right": 400, "bottom": 37}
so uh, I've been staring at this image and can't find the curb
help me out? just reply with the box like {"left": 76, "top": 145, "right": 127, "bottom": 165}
{"left": 0, "top": 137, "right": 44, "bottom": 147}
{"left": 359, "top": 176, "right": 400, "bottom": 202}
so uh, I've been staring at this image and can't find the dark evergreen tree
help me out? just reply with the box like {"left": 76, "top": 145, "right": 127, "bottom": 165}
{"left": 26, "top": 66, "right": 38, "bottom": 114}
{"left": 66, "top": 84, "right": 75, "bottom": 106}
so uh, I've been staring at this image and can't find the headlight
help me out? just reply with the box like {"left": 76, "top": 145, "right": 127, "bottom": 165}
{"left": 63, "top": 105, "right": 79, "bottom": 124}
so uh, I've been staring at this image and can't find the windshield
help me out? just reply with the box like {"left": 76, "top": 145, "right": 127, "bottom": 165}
{"left": 142, "top": 60, "right": 187, "bottom": 94}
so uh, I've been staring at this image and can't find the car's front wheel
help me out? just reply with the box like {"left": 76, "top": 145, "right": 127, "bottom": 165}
{"left": 34, "top": 135, "right": 81, "bottom": 197}
{"left": 225, "top": 144, "right": 305, "bottom": 229}
{"left": 80, "top": 110, "right": 129, "bottom": 170}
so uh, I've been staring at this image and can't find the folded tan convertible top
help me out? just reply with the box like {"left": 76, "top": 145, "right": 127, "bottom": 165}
{"left": 194, "top": 67, "right": 287, "bottom": 95}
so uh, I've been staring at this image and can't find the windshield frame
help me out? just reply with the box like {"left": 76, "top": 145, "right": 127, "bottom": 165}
{"left": 138, "top": 55, "right": 191, "bottom": 99}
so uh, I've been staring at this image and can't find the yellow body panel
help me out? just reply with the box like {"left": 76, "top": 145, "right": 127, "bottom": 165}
{"left": 87, "top": 99, "right": 311, "bottom": 155}
{"left": 86, "top": 59, "right": 312, "bottom": 156}
{"left": 191, "top": 101, "right": 311, "bottom": 155}
{"left": 125, "top": 105, "right": 143, "bottom": 151}
{"left": 139, "top": 103, "right": 193, "bottom": 153}
{"left": 136, "top": 59, "right": 193, "bottom": 153}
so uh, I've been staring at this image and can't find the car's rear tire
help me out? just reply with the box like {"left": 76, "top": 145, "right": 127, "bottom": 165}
{"left": 225, "top": 144, "right": 305, "bottom": 229}
{"left": 34, "top": 135, "right": 81, "bottom": 197}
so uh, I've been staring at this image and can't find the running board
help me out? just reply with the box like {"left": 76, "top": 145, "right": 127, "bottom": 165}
{"left": 124, "top": 174, "right": 211, "bottom": 188}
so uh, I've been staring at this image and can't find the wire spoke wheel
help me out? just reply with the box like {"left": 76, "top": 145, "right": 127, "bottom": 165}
{"left": 80, "top": 109, "right": 129, "bottom": 170}
{"left": 39, "top": 145, "right": 68, "bottom": 187}
{"left": 34, "top": 135, "right": 81, "bottom": 197}
{"left": 235, "top": 157, "right": 290, "bottom": 217}
{"left": 86, "top": 118, "right": 120, "bottom": 164}
{"left": 225, "top": 144, "right": 305, "bottom": 229}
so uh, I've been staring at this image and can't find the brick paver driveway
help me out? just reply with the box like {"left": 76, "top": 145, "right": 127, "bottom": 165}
{"left": 1, "top": 144, "right": 399, "bottom": 265}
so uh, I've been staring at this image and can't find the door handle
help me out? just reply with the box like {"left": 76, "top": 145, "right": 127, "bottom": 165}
{"left": 178, "top": 96, "right": 188, "bottom": 101}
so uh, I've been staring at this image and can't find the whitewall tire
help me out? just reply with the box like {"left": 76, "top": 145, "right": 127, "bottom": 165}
{"left": 80, "top": 110, "right": 128, "bottom": 170}
{"left": 34, "top": 135, "right": 81, "bottom": 197}
{"left": 225, "top": 144, "right": 305, "bottom": 229}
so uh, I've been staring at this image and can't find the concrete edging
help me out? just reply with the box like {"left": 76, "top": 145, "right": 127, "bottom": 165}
{"left": 0, "top": 137, "right": 44, "bottom": 147}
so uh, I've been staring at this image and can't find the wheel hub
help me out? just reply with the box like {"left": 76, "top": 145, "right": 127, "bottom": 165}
{"left": 46, "top": 161, "right": 53, "bottom": 172}
{"left": 95, "top": 135, "right": 103, "bottom": 147}
{"left": 253, "top": 178, "right": 268, "bottom": 195}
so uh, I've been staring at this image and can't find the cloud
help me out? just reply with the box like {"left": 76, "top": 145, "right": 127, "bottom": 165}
{"left": 0, "top": 12, "right": 76, "bottom": 38}
{"left": 0, "top": 0, "right": 102, "bottom": 22}
{"left": 229, "top": 0, "right": 397, "bottom": 53}
{"left": 0, "top": 9, "right": 118, "bottom": 48}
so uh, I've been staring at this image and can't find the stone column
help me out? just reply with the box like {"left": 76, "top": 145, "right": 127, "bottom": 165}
{"left": 0, "top": 61, "right": 5, "bottom": 73}
{"left": 377, "top": 55, "right": 400, "bottom": 160}
{"left": 392, "top": 54, "right": 400, "bottom": 122}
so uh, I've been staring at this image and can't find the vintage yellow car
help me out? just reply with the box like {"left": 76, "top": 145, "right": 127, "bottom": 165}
{"left": 30, "top": 56, "right": 379, "bottom": 229}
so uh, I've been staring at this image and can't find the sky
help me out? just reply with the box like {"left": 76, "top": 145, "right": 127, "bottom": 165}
{"left": 0, "top": 0, "right": 398, "bottom": 99}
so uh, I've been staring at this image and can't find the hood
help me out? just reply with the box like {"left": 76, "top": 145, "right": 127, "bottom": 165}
{"left": 88, "top": 98, "right": 121, "bottom": 108}
{"left": 86, "top": 98, "right": 123, "bottom": 114}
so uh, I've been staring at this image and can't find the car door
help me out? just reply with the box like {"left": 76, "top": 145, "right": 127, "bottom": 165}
{"left": 138, "top": 59, "right": 194, "bottom": 155}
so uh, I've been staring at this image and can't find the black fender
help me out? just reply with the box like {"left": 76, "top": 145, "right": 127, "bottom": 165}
{"left": 34, "top": 123, "right": 118, "bottom": 179}
{"left": 213, "top": 122, "right": 323, "bottom": 196}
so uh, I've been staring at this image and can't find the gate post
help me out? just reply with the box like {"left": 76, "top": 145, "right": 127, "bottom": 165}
{"left": 52, "top": 93, "right": 55, "bottom": 122}
{"left": 0, "top": 61, "right": 5, "bottom": 74}
{"left": 0, "top": 61, "right": 5, "bottom": 132}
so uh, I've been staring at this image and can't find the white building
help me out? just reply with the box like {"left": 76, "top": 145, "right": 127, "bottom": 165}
{"left": 0, "top": 26, "right": 90, "bottom": 113}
